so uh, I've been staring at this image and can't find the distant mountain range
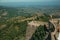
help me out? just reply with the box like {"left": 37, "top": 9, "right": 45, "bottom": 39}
{"left": 0, "top": 2, "right": 60, "bottom": 7}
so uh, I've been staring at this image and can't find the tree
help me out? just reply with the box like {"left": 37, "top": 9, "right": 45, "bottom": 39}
{"left": 30, "top": 25, "right": 46, "bottom": 40}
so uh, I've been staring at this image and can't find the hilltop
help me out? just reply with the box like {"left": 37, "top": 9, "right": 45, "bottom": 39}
{"left": 0, "top": 6, "right": 60, "bottom": 40}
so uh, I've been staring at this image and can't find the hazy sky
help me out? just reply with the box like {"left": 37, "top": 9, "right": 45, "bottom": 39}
{"left": 0, "top": 0, "right": 60, "bottom": 2}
